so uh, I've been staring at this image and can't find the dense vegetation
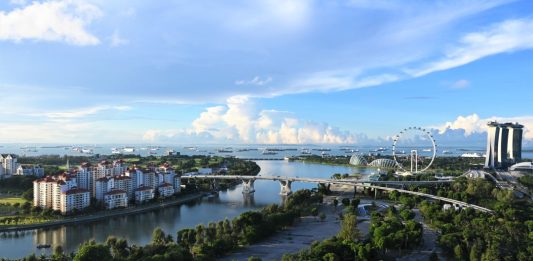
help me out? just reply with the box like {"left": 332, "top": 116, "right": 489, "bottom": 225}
{"left": 415, "top": 177, "right": 533, "bottom": 260}
{"left": 282, "top": 205, "right": 423, "bottom": 260}
{"left": 10, "top": 189, "right": 322, "bottom": 261}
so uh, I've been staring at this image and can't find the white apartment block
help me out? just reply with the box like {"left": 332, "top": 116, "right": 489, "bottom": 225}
{"left": 143, "top": 171, "right": 158, "bottom": 190}
{"left": 126, "top": 168, "right": 144, "bottom": 190}
{"left": 95, "top": 177, "right": 115, "bottom": 201}
{"left": 0, "top": 154, "right": 19, "bottom": 179}
{"left": 60, "top": 188, "right": 90, "bottom": 214}
{"left": 134, "top": 186, "right": 154, "bottom": 203}
{"left": 103, "top": 189, "right": 128, "bottom": 209}
{"left": 113, "top": 176, "right": 133, "bottom": 200}
{"left": 158, "top": 183, "right": 175, "bottom": 198}
{"left": 33, "top": 174, "right": 85, "bottom": 214}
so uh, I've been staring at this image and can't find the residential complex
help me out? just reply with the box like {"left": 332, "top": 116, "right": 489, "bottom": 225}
{"left": 33, "top": 160, "right": 183, "bottom": 214}
{"left": 484, "top": 122, "right": 524, "bottom": 169}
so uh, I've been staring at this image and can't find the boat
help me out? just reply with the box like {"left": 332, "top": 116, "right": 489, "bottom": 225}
{"left": 422, "top": 148, "right": 432, "bottom": 152}
{"left": 111, "top": 148, "right": 121, "bottom": 154}
{"left": 81, "top": 148, "right": 93, "bottom": 154}
{"left": 461, "top": 153, "right": 483, "bottom": 158}
{"left": 301, "top": 149, "right": 311, "bottom": 155}
{"left": 36, "top": 244, "right": 51, "bottom": 249}
{"left": 376, "top": 147, "right": 387, "bottom": 152}
{"left": 442, "top": 150, "right": 453, "bottom": 154}
{"left": 123, "top": 147, "right": 135, "bottom": 153}
{"left": 262, "top": 151, "right": 277, "bottom": 155}
{"left": 217, "top": 149, "right": 233, "bottom": 153}
{"left": 313, "top": 148, "right": 331, "bottom": 152}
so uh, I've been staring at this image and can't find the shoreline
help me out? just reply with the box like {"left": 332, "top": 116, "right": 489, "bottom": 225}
{"left": 0, "top": 192, "right": 206, "bottom": 233}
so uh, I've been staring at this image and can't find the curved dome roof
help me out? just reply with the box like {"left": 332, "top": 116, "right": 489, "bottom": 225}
{"left": 349, "top": 154, "right": 367, "bottom": 166}
{"left": 510, "top": 162, "right": 533, "bottom": 171}
{"left": 369, "top": 159, "right": 398, "bottom": 169}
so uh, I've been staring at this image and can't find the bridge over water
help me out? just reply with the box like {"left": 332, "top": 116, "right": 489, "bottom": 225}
{"left": 182, "top": 175, "right": 493, "bottom": 213}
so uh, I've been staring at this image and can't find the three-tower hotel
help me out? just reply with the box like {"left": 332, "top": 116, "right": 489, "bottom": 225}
{"left": 485, "top": 121, "right": 523, "bottom": 169}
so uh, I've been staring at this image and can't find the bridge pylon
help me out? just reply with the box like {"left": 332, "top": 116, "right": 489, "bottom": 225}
{"left": 279, "top": 180, "right": 292, "bottom": 196}
{"left": 242, "top": 179, "right": 256, "bottom": 194}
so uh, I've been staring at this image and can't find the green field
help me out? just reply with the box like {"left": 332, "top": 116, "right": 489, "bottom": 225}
{"left": 0, "top": 197, "right": 27, "bottom": 205}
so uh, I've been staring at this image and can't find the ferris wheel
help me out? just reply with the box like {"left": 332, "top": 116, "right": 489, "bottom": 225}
{"left": 392, "top": 126, "right": 437, "bottom": 173}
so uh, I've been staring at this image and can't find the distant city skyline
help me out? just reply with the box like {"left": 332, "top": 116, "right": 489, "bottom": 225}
{"left": 0, "top": 0, "right": 532, "bottom": 144}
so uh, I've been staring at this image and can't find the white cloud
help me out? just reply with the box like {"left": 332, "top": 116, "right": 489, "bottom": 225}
{"left": 437, "top": 113, "right": 533, "bottom": 140}
{"left": 0, "top": 121, "right": 139, "bottom": 143}
{"left": 409, "top": 18, "right": 533, "bottom": 77}
{"left": 0, "top": 0, "right": 102, "bottom": 45}
{"left": 110, "top": 30, "right": 128, "bottom": 47}
{"left": 9, "top": 0, "right": 27, "bottom": 5}
{"left": 224, "top": 0, "right": 311, "bottom": 33}
{"left": 144, "top": 95, "right": 368, "bottom": 144}
{"left": 235, "top": 76, "right": 272, "bottom": 86}
{"left": 450, "top": 79, "right": 470, "bottom": 89}
{"left": 34, "top": 105, "right": 131, "bottom": 120}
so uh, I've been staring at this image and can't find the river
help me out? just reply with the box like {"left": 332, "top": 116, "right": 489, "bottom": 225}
{"left": 0, "top": 160, "right": 373, "bottom": 259}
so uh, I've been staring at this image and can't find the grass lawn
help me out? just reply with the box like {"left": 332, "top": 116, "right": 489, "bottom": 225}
{"left": 0, "top": 197, "right": 27, "bottom": 205}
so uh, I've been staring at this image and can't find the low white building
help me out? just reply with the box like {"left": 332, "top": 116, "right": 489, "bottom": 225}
{"left": 158, "top": 183, "right": 175, "bottom": 198}
{"left": 104, "top": 189, "right": 128, "bottom": 209}
{"left": 135, "top": 186, "right": 154, "bottom": 203}
{"left": 16, "top": 165, "right": 45, "bottom": 177}
{"left": 60, "top": 188, "right": 90, "bottom": 214}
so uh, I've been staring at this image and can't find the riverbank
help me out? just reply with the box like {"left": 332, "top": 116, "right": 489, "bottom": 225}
{"left": 0, "top": 192, "right": 206, "bottom": 233}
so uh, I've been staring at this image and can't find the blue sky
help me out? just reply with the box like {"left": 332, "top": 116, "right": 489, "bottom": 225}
{"left": 0, "top": 0, "right": 532, "bottom": 144}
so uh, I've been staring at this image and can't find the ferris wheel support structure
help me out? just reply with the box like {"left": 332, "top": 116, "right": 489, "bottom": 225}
{"left": 392, "top": 127, "right": 437, "bottom": 173}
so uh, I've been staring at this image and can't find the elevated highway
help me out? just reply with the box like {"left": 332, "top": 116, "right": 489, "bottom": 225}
{"left": 181, "top": 175, "right": 493, "bottom": 213}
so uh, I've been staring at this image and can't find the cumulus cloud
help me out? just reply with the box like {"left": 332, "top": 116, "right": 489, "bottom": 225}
{"left": 0, "top": 0, "right": 102, "bottom": 45}
{"left": 235, "top": 76, "right": 272, "bottom": 86}
{"left": 436, "top": 113, "right": 533, "bottom": 140}
{"left": 144, "top": 95, "right": 368, "bottom": 144}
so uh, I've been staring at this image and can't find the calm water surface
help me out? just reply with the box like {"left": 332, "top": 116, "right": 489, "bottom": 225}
{"left": 0, "top": 161, "right": 372, "bottom": 259}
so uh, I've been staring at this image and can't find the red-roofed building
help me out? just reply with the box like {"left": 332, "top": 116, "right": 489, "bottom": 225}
{"left": 134, "top": 186, "right": 154, "bottom": 203}
{"left": 104, "top": 189, "right": 128, "bottom": 209}
{"left": 158, "top": 183, "right": 175, "bottom": 198}
{"left": 60, "top": 187, "right": 90, "bottom": 214}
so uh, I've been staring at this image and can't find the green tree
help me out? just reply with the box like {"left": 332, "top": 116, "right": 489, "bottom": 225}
{"left": 338, "top": 213, "right": 359, "bottom": 242}
{"left": 152, "top": 227, "right": 167, "bottom": 245}
{"left": 73, "top": 241, "right": 112, "bottom": 261}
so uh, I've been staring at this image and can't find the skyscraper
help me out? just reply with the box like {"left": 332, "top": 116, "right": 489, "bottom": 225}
{"left": 484, "top": 121, "right": 523, "bottom": 169}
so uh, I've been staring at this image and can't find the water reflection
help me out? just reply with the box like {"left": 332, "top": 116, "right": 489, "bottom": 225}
{"left": 243, "top": 194, "right": 255, "bottom": 207}
{"left": 0, "top": 160, "right": 366, "bottom": 259}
